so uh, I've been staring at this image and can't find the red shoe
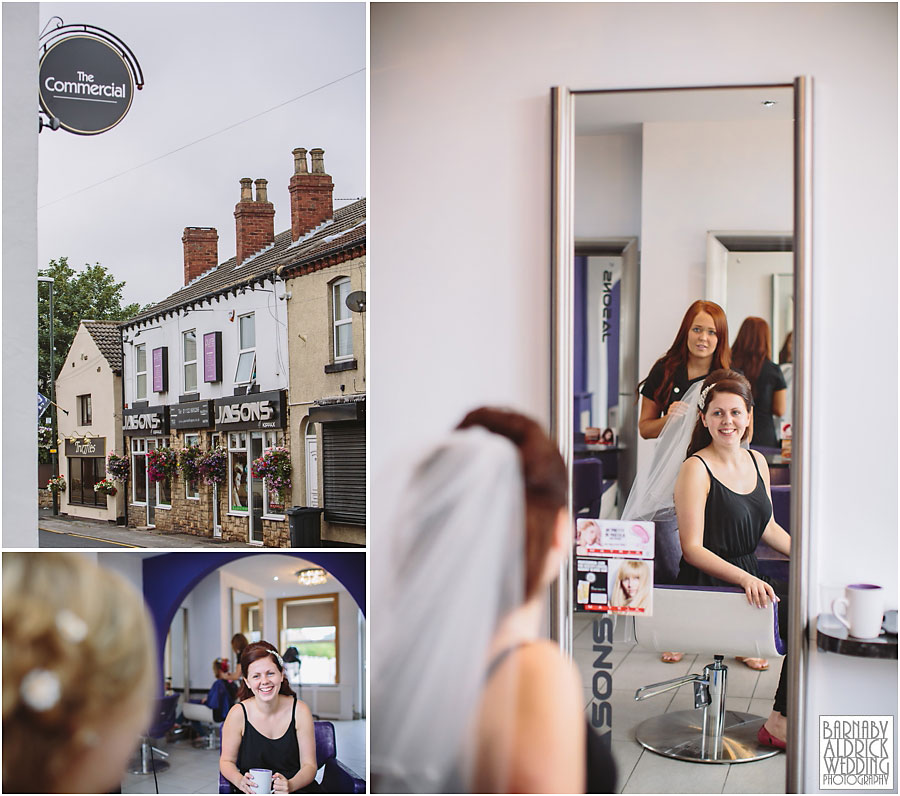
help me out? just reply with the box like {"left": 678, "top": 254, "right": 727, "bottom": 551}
{"left": 758, "top": 724, "right": 786, "bottom": 750}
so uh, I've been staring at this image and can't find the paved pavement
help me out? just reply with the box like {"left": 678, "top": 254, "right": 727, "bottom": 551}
{"left": 38, "top": 508, "right": 256, "bottom": 548}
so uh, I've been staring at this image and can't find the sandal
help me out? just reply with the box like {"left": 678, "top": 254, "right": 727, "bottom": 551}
{"left": 660, "top": 652, "right": 684, "bottom": 663}
{"left": 736, "top": 656, "right": 769, "bottom": 671}
{"left": 757, "top": 724, "right": 786, "bottom": 750}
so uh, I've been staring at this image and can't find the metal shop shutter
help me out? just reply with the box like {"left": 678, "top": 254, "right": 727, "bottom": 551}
{"left": 322, "top": 420, "right": 365, "bottom": 526}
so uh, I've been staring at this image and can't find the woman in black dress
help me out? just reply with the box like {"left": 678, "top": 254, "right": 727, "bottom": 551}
{"left": 220, "top": 641, "right": 320, "bottom": 793}
{"left": 673, "top": 370, "right": 791, "bottom": 749}
{"left": 730, "top": 317, "right": 787, "bottom": 448}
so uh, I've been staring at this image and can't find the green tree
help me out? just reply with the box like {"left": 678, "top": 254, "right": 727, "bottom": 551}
{"left": 37, "top": 257, "right": 144, "bottom": 395}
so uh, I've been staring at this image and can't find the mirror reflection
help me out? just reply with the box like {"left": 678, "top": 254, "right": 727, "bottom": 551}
{"left": 571, "top": 85, "right": 795, "bottom": 791}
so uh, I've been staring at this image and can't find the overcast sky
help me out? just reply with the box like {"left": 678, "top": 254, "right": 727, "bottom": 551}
{"left": 37, "top": 2, "right": 366, "bottom": 308}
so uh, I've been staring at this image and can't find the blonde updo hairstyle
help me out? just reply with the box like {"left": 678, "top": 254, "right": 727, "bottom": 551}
{"left": 2, "top": 553, "right": 156, "bottom": 793}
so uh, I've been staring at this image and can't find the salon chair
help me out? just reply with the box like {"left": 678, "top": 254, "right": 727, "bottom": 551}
{"left": 130, "top": 692, "right": 179, "bottom": 774}
{"left": 182, "top": 699, "right": 221, "bottom": 749}
{"left": 217, "top": 720, "right": 366, "bottom": 793}
{"left": 631, "top": 585, "right": 785, "bottom": 763}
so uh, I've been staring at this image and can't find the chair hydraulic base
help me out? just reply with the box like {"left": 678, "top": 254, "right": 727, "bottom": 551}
{"left": 634, "top": 709, "right": 779, "bottom": 763}
{"left": 128, "top": 741, "right": 171, "bottom": 775}
{"left": 634, "top": 654, "right": 781, "bottom": 764}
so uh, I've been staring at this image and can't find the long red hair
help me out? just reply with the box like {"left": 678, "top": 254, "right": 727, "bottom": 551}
{"left": 731, "top": 316, "right": 771, "bottom": 388}
{"left": 639, "top": 300, "right": 731, "bottom": 406}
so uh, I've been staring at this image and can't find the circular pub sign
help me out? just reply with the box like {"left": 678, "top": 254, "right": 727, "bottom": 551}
{"left": 39, "top": 35, "right": 134, "bottom": 135}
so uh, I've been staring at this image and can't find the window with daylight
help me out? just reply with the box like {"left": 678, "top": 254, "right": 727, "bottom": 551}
{"left": 183, "top": 330, "right": 197, "bottom": 393}
{"left": 184, "top": 433, "right": 200, "bottom": 500}
{"left": 277, "top": 594, "right": 339, "bottom": 685}
{"left": 332, "top": 278, "right": 353, "bottom": 361}
{"left": 228, "top": 432, "right": 249, "bottom": 513}
{"left": 135, "top": 344, "right": 147, "bottom": 400}
{"left": 234, "top": 313, "right": 256, "bottom": 384}
{"left": 241, "top": 602, "right": 262, "bottom": 644}
{"left": 67, "top": 457, "right": 106, "bottom": 507}
{"left": 78, "top": 394, "right": 92, "bottom": 426}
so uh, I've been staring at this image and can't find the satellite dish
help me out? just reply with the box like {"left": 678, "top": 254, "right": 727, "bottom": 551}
{"left": 346, "top": 290, "right": 366, "bottom": 313}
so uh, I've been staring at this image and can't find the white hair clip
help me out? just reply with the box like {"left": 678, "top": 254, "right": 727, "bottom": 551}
{"left": 272, "top": 651, "right": 284, "bottom": 669}
{"left": 56, "top": 610, "right": 88, "bottom": 643}
{"left": 20, "top": 669, "right": 61, "bottom": 712}
{"left": 698, "top": 383, "right": 716, "bottom": 411}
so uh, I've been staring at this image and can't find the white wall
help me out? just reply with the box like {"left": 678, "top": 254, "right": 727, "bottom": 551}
{"left": 574, "top": 133, "right": 642, "bottom": 238}
{"left": 725, "top": 250, "right": 794, "bottom": 347}
{"left": 122, "top": 277, "right": 290, "bottom": 407}
{"left": 371, "top": 4, "right": 897, "bottom": 791}
{"left": 2, "top": 3, "right": 39, "bottom": 546}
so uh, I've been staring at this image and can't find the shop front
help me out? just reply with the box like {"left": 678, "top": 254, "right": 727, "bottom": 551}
{"left": 63, "top": 436, "right": 118, "bottom": 521}
{"left": 123, "top": 405, "right": 170, "bottom": 529}
{"left": 169, "top": 399, "right": 220, "bottom": 538}
{"left": 213, "top": 390, "right": 291, "bottom": 546}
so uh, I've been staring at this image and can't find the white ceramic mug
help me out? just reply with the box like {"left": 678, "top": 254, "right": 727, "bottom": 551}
{"left": 249, "top": 768, "right": 273, "bottom": 794}
{"left": 832, "top": 584, "right": 885, "bottom": 639}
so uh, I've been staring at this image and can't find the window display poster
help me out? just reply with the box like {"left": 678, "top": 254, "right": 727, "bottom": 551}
{"left": 575, "top": 518, "right": 655, "bottom": 559}
{"left": 575, "top": 556, "right": 654, "bottom": 615}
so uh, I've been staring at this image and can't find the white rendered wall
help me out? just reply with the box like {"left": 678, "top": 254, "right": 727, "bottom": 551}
{"left": 371, "top": 4, "right": 898, "bottom": 791}
{"left": 2, "top": 3, "right": 39, "bottom": 545}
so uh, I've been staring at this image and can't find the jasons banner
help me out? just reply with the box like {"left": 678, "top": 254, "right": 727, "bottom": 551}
{"left": 39, "top": 35, "right": 134, "bottom": 135}
{"left": 123, "top": 405, "right": 169, "bottom": 436}
{"left": 213, "top": 390, "right": 286, "bottom": 431}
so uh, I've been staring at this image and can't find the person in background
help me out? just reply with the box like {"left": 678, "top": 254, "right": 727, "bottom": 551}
{"left": 776, "top": 330, "right": 793, "bottom": 439}
{"left": 372, "top": 408, "right": 616, "bottom": 793}
{"left": 206, "top": 658, "right": 238, "bottom": 721}
{"left": 224, "top": 633, "right": 250, "bottom": 683}
{"left": 2, "top": 553, "right": 156, "bottom": 794}
{"left": 638, "top": 299, "right": 731, "bottom": 440}
{"left": 730, "top": 317, "right": 787, "bottom": 449}
{"left": 220, "top": 641, "right": 319, "bottom": 793}
{"left": 673, "top": 370, "right": 791, "bottom": 748}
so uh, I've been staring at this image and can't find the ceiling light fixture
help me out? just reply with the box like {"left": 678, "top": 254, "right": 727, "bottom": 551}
{"left": 295, "top": 568, "right": 327, "bottom": 586}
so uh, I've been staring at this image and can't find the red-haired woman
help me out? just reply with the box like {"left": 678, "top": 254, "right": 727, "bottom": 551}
{"left": 674, "top": 370, "right": 791, "bottom": 749}
{"left": 638, "top": 300, "right": 731, "bottom": 440}
{"left": 220, "top": 641, "right": 320, "bottom": 793}
{"left": 730, "top": 317, "right": 787, "bottom": 449}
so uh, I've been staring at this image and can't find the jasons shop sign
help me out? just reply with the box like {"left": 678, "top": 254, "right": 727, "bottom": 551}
{"left": 39, "top": 34, "right": 136, "bottom": 135}
{"left": 214, "top": 391, "right": 286, "bottom": 431}
{"left": 123, "top": 406, "right": 169, "bottom": 436}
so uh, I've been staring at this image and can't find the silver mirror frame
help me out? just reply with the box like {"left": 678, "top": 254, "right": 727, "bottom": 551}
{"left": 549, "top": 78, "right": 813, "bottom": 793}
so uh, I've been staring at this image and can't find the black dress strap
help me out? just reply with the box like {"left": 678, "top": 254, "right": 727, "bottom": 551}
{"left": 239, "top": 701, "right": 248, "bottom": 720}
{"left": 291, "top": 694, "right": 297, "bottom": 723}
{"left": 485, "top": 643, "right": 526, "bottom": 680}
{"left": 747, "top": 448, "right": 763, "bottom": 479}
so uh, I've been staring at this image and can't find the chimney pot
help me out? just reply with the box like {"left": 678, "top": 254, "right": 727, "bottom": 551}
{"left": 310, "top": 148, "right": 326, "bottom": 174}
{"left": 254, "top": 178, "right": 268, "bottom": 203}
{"left": 292, "top": 148, "right": 309, "bottom": 175}
{"left": 289, "top": 146, "right": 334, "bottom": 242}
{"left": 239, "top": 178, "right": 253, "bottom": 202}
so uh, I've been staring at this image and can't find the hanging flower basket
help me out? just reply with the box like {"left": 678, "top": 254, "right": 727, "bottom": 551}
{"left": 251, "top": 446, "right": 292, "bottom": 502}
{"left": 106, "top": 451, "right": 130, "bottom": 481}
{"left": 93, "top": 478, "right": 118, "bottom": 497}
{"left": 179, "top": 445, "right": 203, "bottom": 485}
{"left": 146, "top": 447, "right": 177, "bottom": 484}
{"left": 198, "top": 446, "right": 228, "bottom": 486}
{"left": 47, "top": 475, "right": 67, "bottom": 494}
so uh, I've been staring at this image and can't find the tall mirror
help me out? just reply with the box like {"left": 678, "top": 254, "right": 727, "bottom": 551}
{"left": 552, "top": 81, "right": 811, "bottom": 793}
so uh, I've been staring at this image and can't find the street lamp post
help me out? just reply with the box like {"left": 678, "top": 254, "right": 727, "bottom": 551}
{"left": 38, "top": 276, "right": 58, "bottom": 515}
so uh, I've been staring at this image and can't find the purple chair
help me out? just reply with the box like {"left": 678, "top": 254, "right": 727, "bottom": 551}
{"left": 218, "top": 720, "right": 365, "bottom": 793}
{"left": 130, "top": 693, "right": 179, "bottom": 775}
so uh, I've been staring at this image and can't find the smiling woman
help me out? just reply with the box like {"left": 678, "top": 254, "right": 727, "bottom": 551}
{"left": 220, "top": 640, "right": 321, "bottom": 794}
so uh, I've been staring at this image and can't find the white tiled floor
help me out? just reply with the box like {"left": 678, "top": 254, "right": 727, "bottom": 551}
{"left": 120, "top": 719, "right": 366, "bottom": 794}
{"left": 575, "top": 613, "right": 786, "bottom": 794}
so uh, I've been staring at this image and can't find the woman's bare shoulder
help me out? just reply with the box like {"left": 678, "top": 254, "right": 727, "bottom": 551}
{"left": 513, "top": 641, "right": 581, "bottom": 694}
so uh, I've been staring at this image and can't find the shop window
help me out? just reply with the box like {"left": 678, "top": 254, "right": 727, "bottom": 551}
{"left": 331, "top": 278, "right": 353, "bottom": 361}
{"left": 135, "top": 344, "right": 147, "bottom": 400}
{"left": 277, "top": 594, "right": 339, "bottom": 685}
{"left": 261, "top": 430, "right": 286, "bottom": 516}
{"left": 157, "top": 439, "right": 172, "bottom": 507}
{"left": 234, "top": 313, "right": 256, "bottom": 384}
{"left": 78, "top": 394, "right": 92, "bottom": 426}
{"left": 228, "top": 432, "right": 249, "bottom": 513}
{"left": 322, "top": 420, "right": 365, "bottom": 525}
{"left": 67, "top": 457, "right": 106, "bottom": 507}
{"left": 184, "top": 433, "right": 200, "bottom": 500}
{"left": 132, "top": 438, "right": 147, "bottom": 503}
{"left": 183, "top": 330, "right": 197, "bottom": 393}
